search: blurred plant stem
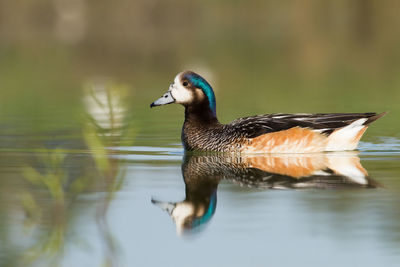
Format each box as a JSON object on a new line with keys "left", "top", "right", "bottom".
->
{"left": 16, "top": 80, "right": 135, "bottom": 266}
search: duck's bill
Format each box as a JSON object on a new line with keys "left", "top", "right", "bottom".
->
{"left": 151, "top": 198, "right": 176, "bottom": 215}
{"left": 150, "top": 91, "right": 175, "bottom": 108}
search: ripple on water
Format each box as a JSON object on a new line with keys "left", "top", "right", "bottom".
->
{"left": 109, "top": 145, "right": 184, "bottom": 161}
{"left": 359, "top": 137, "right": 400, "bottom": 156}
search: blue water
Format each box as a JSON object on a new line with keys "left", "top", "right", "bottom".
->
{"left": 1, "top": 138, "right": 400, "bottom": 267}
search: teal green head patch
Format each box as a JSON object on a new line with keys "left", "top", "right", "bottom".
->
{"left": 184, "top": 72, "right": 216, "bottom": 115}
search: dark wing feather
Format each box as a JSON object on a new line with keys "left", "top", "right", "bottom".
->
{"left": 228, "top": 112, "right": 384, "bottom": 138}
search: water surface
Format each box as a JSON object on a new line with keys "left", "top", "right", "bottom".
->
{"left": 0, "top": 105, "right": 399, "bottom": 267}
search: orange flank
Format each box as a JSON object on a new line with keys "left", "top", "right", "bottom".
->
{"left": 243, "top": 127, "right": 329, "bottom": 153}
{"left": 241, "top": 124, "right": 370, "bottom": 153}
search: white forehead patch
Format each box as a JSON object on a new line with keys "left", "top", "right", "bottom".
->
{"left": 169, "top": 72, "right": 193, "bottom": 104}
{"left": 174, "top": 72, "right": 183, "bottom": 84}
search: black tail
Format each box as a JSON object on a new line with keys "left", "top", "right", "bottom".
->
{"left": 364, "top": 112, "right": 387, "bottom": 126}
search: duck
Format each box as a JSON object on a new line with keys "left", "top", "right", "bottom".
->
{"left": 150, "top": 71, "right": 386, "bottom": 153}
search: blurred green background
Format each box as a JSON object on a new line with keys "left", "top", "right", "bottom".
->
{"left": 0, "top": 0, "right": 399, "bottom": 145}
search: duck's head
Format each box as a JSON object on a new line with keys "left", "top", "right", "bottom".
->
{"left": 151, "top": 191, "right": 217, "bottom": 236}
{"left": 150, "top": 71, "right": 216, "bottom": 116}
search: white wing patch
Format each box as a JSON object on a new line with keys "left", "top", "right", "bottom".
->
{"left": 325, "top": 118, "right": 367, "bottom": 151}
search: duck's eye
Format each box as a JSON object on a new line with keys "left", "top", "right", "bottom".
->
{"left": 182, "top": 81, "right": 189, "bottom": 87}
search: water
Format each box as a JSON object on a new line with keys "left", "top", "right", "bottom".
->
{"left": 1, "top": 115, "right": 400, "bottom": 267}
{"left": 113, "top": 144, "right": 400, "bottom": 267}
{"left": 0, "top": 72, "right": 398, "bottom": 267}
{"left": 0, "top": 85, "right": 399, "bottom": 267}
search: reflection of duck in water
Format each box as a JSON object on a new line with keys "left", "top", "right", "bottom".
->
{"left": 152, "top": 178, "right": 218, "bottom": 236}
{"left": 152, "top": 153, "right": 378, "bottom": 235}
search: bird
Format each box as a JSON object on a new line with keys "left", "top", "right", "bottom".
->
{"left": 150, "top": 71, "right": 386, "bottom": 153}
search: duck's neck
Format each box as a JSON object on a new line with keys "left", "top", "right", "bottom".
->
{"left": 182, "top": 103, "right": 221, "bottom": 151}
{"left": 184, "top": 103, "right": 219, "bottom": 125}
